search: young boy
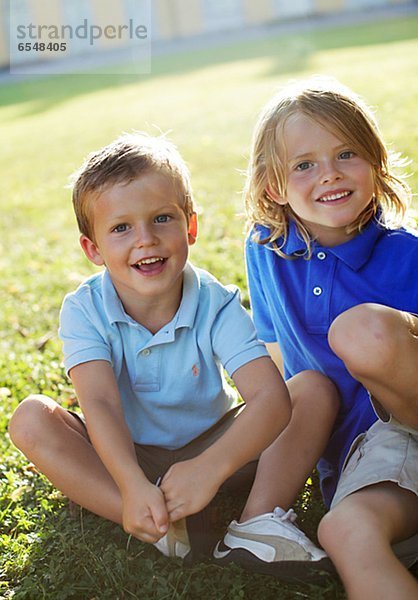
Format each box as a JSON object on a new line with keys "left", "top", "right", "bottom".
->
{"left": 9, "top": 132, "right": 338, "bottom": 569}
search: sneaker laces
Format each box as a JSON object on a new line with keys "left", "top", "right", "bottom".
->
{"left": 272, "top": 507, "right": 298, "bottom": 523}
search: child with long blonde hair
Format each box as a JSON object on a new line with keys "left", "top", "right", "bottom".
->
{"left": 217, "top": 77, "right": 418, "bottom": 598}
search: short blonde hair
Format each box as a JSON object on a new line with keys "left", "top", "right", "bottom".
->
{"left": 71, "top": 132, "right": 195, "bottom": 241}
{"left": 245, "top": 77, "right": 411, "bottom": 258}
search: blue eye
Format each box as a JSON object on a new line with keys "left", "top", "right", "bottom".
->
{"left": 155, "top": 215, "right": 170, "bottom": 223}
{"left": 296, "top": 161, "right": 312, "bottom": 171}
{"left": 113, "top": 224, "right": 128, "bottom": 233}
{"left": 339, "top": 151, "right": 355, "bottom": 159}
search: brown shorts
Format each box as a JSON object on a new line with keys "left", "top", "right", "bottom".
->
{"left": 70, "top": 404, "right": 258, "bottom": 493}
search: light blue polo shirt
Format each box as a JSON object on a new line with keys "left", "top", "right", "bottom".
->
{"left": 59, "top": 263, "right": 268, "bottom": 449}
{"left": 246, "top": 216, "right": 418, "bottom": 506}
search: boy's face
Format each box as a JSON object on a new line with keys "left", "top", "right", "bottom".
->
{"left": 80, "top": 172, "right": 196, "bottom": 321}
{"left": 275, "top": 112, "right": 375, "bottom": 247}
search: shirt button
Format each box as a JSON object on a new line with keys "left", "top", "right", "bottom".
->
{"left": 317, "top": 251, "right": 326, "bottom": 260}
{"left": 313, "top": 286, "right": 322, "bottom": 296}
{"left": 141, "top": 348, "right": 151, "bottom": 357}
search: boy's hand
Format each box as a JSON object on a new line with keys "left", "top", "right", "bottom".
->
{"left": 160, "top": 457, "right": 221, "bottom": 522}
{"left": 121, "top": 480, "right": 169, "bottom": 543}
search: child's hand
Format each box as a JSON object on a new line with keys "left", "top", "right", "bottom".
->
{"left": 121, "top": 480, "right": 169, "bottom": 543}
{"left": 160, "top": 457, "right": 221, "bottom": 522}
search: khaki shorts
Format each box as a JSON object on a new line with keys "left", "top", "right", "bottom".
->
{"left": 331, "top": 416, "right": 418, "bottom": 566}
{"left": 331, "top": 417, "right": 418, "bottom": 509}
{"left": 70, "top": 404, "right": 258, "bottom": 492}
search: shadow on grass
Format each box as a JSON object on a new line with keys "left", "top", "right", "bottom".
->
{"left": 4, "top": 473, "right": 346, "bottom": 599}
{"left": 1, "top": 14, "right": 417, "bottom": 119}
{"left": 4, "top": 464, "right": 416, "bottom": 598}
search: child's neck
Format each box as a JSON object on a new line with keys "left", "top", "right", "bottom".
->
{"left": 308, "top": 223, "right": 360, "bottom": 248}
{"left": 113, "top": 277, "right": 184, "bottom": 335}
{"left": 133, "top": 301, "right": 180, "bottom": 335}
{"left": 125, "top": 290, "right": 182, "bottom": 334}
{"left": 121, "top": 299, "right": 179, "bottom": 334}
{"left": 315, "top": 230, "right": 358, "bottom": 248}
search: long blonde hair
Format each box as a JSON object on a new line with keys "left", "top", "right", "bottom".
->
{"left": 245, "top": 77, "right": 411, "bottom": 258}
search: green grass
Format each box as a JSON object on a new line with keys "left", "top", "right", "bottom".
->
{"left": 1, "top": 13, "right": 418, "bottom": 599}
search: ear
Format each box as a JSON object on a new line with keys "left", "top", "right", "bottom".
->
{"left": 188, "top": 212, "right": 198, "bottom": 245}
{"left": 79, "top": 234, "right": 105, "bottom": 266}
{"left": 265, "top": 184, "right": 287, "bottom": 206}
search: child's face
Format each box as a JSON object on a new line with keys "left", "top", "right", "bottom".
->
{"left": 80, "top": 172, "right": 195, "bottom": 320}
{"left": 276, "top": 112, "right": 375, "bottom": 246}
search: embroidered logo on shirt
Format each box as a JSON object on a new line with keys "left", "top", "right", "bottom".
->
{"left": 192, "top": 363, "right": 199, "bottom": 377}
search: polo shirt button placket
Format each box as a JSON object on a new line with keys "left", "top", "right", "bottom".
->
{"left": 141, "top": 348, "right": 151, "bottom": 357}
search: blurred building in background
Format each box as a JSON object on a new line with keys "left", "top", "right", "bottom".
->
{"left": 0, "top": 0, "right": 415, "bottom": 71}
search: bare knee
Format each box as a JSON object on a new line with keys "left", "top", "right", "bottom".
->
{"left": 328, "top": 304, "right": 400, "bottom": 378}
{"left": 9, "top": 394, "right": 60, "bottom": 453}
{"left": 290, "top": 370, "right": 340, "bottom": 419}
{"left": 318, "top": 486, "right": 404, "bottom": 557}
{"left": 318, "top": 509, "right": 347, "bottom": 555}
{"left": 317, "top": 506, "right": 369, "bottom": 560}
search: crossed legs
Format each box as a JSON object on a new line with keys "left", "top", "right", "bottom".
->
{"left": 9, "top": 370, "right": 339, "bottom": 537}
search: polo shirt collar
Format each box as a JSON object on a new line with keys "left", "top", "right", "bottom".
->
{"left": 280, "top": 220, "right": 308, "bottom": 256}
{"left": 282, "top": 217, "right": 384, "bottom": 271}
{"left": 101, "top": 263, "right": 200, "bottom": 328}
{"left": 175, "top": 262, "right": 200, "bottom": 329}
{"left": 102, "top": 270, "right": 129, "bottom": 325}
{"left": 327, "top": 218, "right": 384, "bottom": 271}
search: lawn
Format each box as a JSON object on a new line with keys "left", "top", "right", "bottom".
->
{"left": 1, "top": 12, "right": 418, "bottom": 599}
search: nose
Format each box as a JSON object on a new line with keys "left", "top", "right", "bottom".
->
{"left": 134, "top": 223, "right": 158, "bottom": 247}
{"left": 320, "top": 160, "right": 342, "bottom": 184}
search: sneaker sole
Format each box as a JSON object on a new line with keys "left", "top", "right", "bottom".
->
{"left": 215, "top": 547, "right": 337, "bottom": 584}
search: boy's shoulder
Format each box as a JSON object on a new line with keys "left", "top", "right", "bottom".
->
{"left": 188, "top": 264, "right": 241, "bottom": 313}
{"left": 60, "top": 271, "right": 111, "bottom": 325}
{"left": 59, "top": 271, "right": 111, "bottom": 344}
{"left": 194, "top": 264, "right": 238, "bottom": 294}
{"left": 64, "top": 271, "right": 105, "bottom": 303}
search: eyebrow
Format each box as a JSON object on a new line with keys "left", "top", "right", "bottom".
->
{"left": 288, "top": 153, "right": 313, "bottom": 162}
{"left": 107, "top": 213, "right": 132, "bottom": 223}
{"left": 107, "top": 203, "right": 183, "bottom": 222}
{"left": 288, "top": 143, "right": 350, "bottom": 162}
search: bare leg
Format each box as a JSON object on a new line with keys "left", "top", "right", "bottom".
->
{"left": 319, "top": 305, "right": 418, "bottom": 596}
{"left": 328, "top": 304, "right": 418, "bottom": 428}
{"left": 9, "top": 395, "right": 123, "bottom": 524}
{"left": 240, "top": 370, "right": 339, "bottom": 521}
{"left": 319, "top": 483, "right": 418, "bottom": 600}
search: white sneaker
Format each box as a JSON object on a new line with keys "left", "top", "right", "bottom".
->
{"left": 213, "top": 508, "right": 334, "bottom": 582}
{"left": 153, "top": 518, "right": 190, "bottom": 559}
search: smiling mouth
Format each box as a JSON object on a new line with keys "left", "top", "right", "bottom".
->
{"left": 132, "top": 257, "right": 166, "bottom": 272}
{"left": 317, "top": 191, "right": 352, "bottom": 203}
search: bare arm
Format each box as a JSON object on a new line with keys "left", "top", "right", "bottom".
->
{"left": 266, "top": 342, "right": 284, "bottom": 376}
{"left": 161, "top": 356, "right": 291, "bottom": 520}
{"left": 70, "top": 360, "right": 168, "bottom": 541}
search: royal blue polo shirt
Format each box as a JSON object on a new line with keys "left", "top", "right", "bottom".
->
{"left": 246, "top": 216, "right": 418, "bottom": 506}
{"left": 59, "top": 263, "right": 268, "bottom": 450}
